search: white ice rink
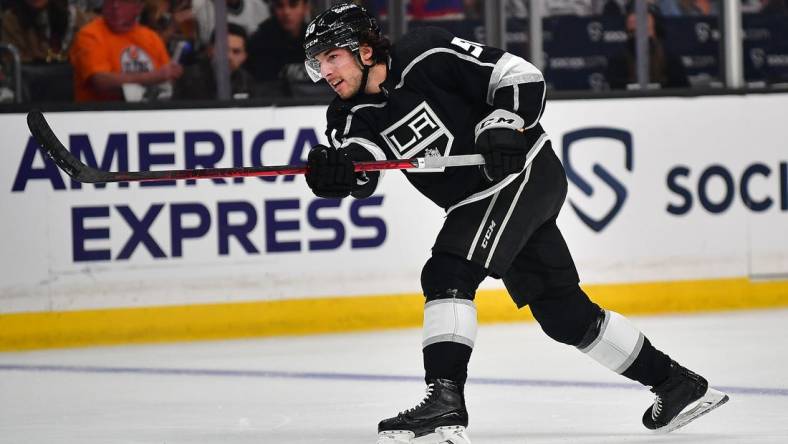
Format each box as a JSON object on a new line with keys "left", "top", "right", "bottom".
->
{"left": 2, "top": 309, "right": 787, "bottom": 443}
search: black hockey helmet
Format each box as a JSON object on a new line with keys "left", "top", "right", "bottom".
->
{"left": 303, "top": 2, "right": 380, "bottom": 82}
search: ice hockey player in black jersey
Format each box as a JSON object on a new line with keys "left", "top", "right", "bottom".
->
{"left": 302, "top": 3, "right": 729, "bottom": 443}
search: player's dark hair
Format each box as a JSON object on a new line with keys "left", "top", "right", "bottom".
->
{"left": 358, "top": 29, "right": 391, "bottom": 64}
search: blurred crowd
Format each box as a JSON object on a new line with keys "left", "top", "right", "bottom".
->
{"left": 0, "top": 0, "right": 785, "bottom": 103}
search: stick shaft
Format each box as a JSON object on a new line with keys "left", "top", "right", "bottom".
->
{"left": 26, "top": 110, "right": 484, "bottom": 184}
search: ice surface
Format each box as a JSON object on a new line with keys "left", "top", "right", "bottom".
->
{"left": 2, "top": 309, "right": 787, "bottom": 443}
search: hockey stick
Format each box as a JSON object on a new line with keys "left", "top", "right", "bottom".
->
{"left": 26, "top": 110, "right": 485, "bottom": 184}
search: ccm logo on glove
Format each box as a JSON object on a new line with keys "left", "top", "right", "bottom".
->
{"left": 475, "top": 110, "right": 528, "bottom": 182}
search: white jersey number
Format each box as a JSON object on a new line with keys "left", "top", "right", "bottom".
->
{"left": 451, "top": 37, "right": 483, "bottom": 58}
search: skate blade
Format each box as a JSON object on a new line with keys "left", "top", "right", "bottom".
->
{"left": 655, "top": 387, "right": 730, "bottom": 434}
{"left": 377, "top": 426, "right": 471, "bottom": 444}
{"left": 376, "top": 430, "right": 414, "bottom": 444}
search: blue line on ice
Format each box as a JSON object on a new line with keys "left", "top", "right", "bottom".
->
{"left": 1, "top": 363, "right": 786, "bottom": 397}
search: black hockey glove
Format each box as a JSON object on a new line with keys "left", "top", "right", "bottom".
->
{"left": 476, "top": 128, "right": 528, "bottom": 182}
{"left": 305, "top": 145, "right": 356, "bottom": 198}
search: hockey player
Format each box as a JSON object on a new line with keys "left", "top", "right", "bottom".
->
{"left": 302, "top": 3, "right": 729, "bottom": 443}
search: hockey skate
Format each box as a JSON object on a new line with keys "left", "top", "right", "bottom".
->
{"left": 377, "top": 379, "right": 471, "bottom": 444}
{"left": 642, "top": 361, "right": 729, "bottom": 433}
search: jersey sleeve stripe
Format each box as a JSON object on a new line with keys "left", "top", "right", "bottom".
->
{"left": 487, "top": 53, "right": 512, "bottom": 105}
{"left": 395, "top": 48, "right": 496, "bottom": 90}
{"left": 342, "top": 136, "right": 388, "bottom": 161}
{"left": 487, "top": 53, "right": 543, "bottom": 105}
{"left": 343, "top": 102, "right": 388, "bottom": 137}
{"left": 445, "top": 133, "right": 549, "bottom": 215}
{"left": 329, "top": 128, "right": 342, "bottom": 148}
{"left": 484, "top": 163, "right": 533, "bottom": 268}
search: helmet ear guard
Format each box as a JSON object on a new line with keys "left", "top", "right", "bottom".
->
{"left": 303, "top": 2, "right": 379, "bottom": 83}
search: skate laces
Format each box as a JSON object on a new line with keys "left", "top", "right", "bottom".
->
{"left": 402, "top": 383, "right": 435, "bottom": 415}
{"left": 651, "top": 395, "right": 663, "bottom": 421}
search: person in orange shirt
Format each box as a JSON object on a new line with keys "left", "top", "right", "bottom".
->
{"left": 69, "top": 0, "right": 183, "bottom": 102}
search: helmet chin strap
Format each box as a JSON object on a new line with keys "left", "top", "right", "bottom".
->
{"left": 353, "top": 53, "right": 372, "bottom": 98}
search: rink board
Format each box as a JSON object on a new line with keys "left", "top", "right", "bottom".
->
{"left": 2, "top": 277, "right": 788, "bottom": 350}
{"left": 1, "top": 94, "right": 788, "bottom": 349}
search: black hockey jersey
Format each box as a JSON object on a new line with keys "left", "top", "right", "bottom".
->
{"left": 325, "top": 26, "right": 548, "bottom": 210}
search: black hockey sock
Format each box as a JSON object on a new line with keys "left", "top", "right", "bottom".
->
{"left": 423, "top": 342, "right": 473, "bottom": 387}
{"left": 622, "top": 337, "right": 672, "bottom": 387}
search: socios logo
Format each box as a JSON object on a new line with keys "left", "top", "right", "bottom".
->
{"left": 587, "top": 22, "right": 603, "bottom": 42}
{"left": 588, "top": 72, "right": 607, "bottom": 91}
{"left": 562, "top": 128, "right": 633, "bottom": 233}
{"left": 750, "top": 48, "right": 766, "bottom": 69}
{"left": 695, "top": 23, "right": 711, "bottom": 43}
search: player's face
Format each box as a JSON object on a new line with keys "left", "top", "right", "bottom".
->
{"left": 315, "top": 48, "right": 362, "bottom": 99}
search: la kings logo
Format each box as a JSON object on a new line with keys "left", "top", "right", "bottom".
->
{"left": 381, "top": 102, "right": 454, "bottom": 172}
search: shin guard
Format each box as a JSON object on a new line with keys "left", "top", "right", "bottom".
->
{"left": 578, "top": 310, "right": 645, "bottom": 374}
{"left": 422, "top": 294, "right": 477, "bottom": 384}
{"left": 423, "top": 296, "right": 478, "bottom": 349}
{"left": 420, "top": 253, "right": 486, "bottom": 385}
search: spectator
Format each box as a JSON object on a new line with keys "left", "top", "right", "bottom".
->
{"left": 408, "top": 0, "right": 465, "bottom": 20}
{"left": 0, "top": 62, "right": 14, "bottom": 102}
{"left": 507, "top": 0, "right": 528, "bottom": 17}
{"left": 1, "top": 0, "right": 93, "bottom": 63}
{"left": 600, "top": 0, "right": 627, "bottom": 15}
{"left": 542, "top": 0, "right": 593, "bottom": 15}
{"left": 759, "top": 0, "right": 787, "bottom": 13}
{"left": 462, "top": 0, "right": 528, "bottom": 19}
{"left": 607, "top": 6, "right": 688, "bottom": 89}
{"left": 69, "top": 0, "right": 183, "bottom": 101}
{"left": 371, "top": 0, "right": 465, "bottom": 20}
{"left": 246, "top": 0, "right": 308, "bottom": 84}
{"left": 740, "top": 0, "right": 763, "bottom": 13}
{"left": 656, "top": 0, "right": 719, "bottom": 15}
{"left": 191, "top": 0, "right": 268, "bottom": 50}
{"left": 462, "top": 0, "right": 627, "bottom": 18}
{"left": 174, "top": 22, "right": 256, "bottom": 99}
{"left": 69, "top": 0, "right": 103, "bottom": 13}
{"left": 139, "top": 0, "right": 197, "bottom": 55}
